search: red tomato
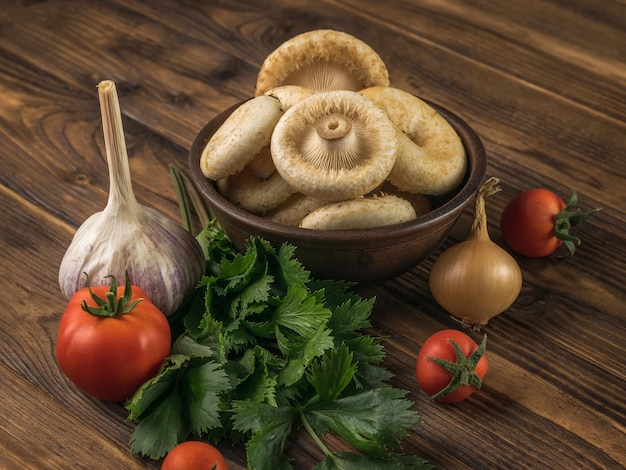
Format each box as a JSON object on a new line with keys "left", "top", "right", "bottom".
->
{"left": 415, "top": 329, "right": 488, "bottom": 403}
{"left": 162, "top": 441, "right": 228, "bottom": 470}
{"left": 500, "top": 188, "right": 599, "bottom": 258}
{"left": 499, "top": 188, "right": 566, "bottom": 257}
{"left": 56, "top": 276, "right": 171, "bottom": 401}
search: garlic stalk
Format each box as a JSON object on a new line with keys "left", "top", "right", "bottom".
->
{"left": 429, "top": 177, "right": 522, "bottom": 328}
{"left": 59, "top": 80, "right": 205, "bottom": 316}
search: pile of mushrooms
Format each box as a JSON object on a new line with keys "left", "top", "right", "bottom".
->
{"left": 200, "top": 29, "right": 467, "bottom": 230}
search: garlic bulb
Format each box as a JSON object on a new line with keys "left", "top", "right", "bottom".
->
{"left": 429, "top": 177, "right": 522, "bottom": 328}
{"left": 59, "top": 80, "right": 204, "bottom": 315}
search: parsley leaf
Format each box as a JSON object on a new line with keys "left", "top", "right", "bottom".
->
{"left": 304, "top": 387, "right": 421, "bottom": 456}
{"left": 182, "top": 360, "right": 231, "bottom": 435}
{"left": 272, "top": 284, "right": 332, "bottom": 339}
{"left": 127, "top": 354, "right": 189, "bottom": 421}
{"left": 313, "top": 452, "right": 432, "bottom": 470}
{"left": 231, "top": 400, "right": 297, "bottom": 469}
{"left": 126, "top": 354, "right": 231, "bottom": 458}
{"left": 277, "top": 323, "right": 335, "bottom": 387}
{"left": 306, "top": 343, "right": 356, "bottom": 406}
{"left": 129, "top": 391, "right": 186, "bottom": 459}
{"left": 327, "top": 296, "right": 375, "bottom": 337}
{"left": 126, "top": 228, "right": 428, "bottom": 467}
{"left": 228, "top": 346, "right": 279, "bottom": 406}
{"left": 273, "top": 242, "right": 311, "bottom": 287}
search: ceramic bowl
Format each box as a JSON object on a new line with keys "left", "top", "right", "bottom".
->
{"left": 189, "top": 98, "right": 486, "bottom": 283}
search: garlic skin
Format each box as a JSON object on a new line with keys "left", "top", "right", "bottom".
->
{"left": 59, "top": 204, "right": 205, "bottom": 316}
{"left": 429, "top": 177, "right": 522, "bottom": 327}
{"left": 59, "top": 80, "right": 204, "bottom": 315}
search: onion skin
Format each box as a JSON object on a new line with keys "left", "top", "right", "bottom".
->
{"left": 429, "top": 238, "right": 522, "bottom": 326}
{"left": 429, "top": 177, "right": 522, "bottom": 327}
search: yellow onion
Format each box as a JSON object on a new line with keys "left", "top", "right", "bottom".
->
{"left": 429, "top": 177, "right": 522, "bottom": 328}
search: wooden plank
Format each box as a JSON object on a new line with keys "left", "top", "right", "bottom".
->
{"left": 0, "top": 0, "right": 624, "bottom": 468}
{"left": 0, "top": 362, "right": 157, "bottom": 469}
{"left": 0, "top": 0, "right": 256, "bottom": 148}
{"left": 330, "top": 0, "right": 626, "bottom": 211}
{"left": 359, "top": 285, "right": 626, "bottom": 468}
{"left": 335, "top": 0, "right": 626, "bottom": 115}
{"left": 0, "top": 51, "right": 189, "bottom": 229}
{"left": 2, "top": 0, "right": 623, "bottom": 217}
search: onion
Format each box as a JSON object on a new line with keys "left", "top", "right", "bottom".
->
{"left": 429, "top": 177, "right": 522, "bottom": 328}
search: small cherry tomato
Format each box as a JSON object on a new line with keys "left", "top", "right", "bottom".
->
{"left": 415, "top": 329, "right": 488, "bottom": 403}
{"left": 162, "top": 441, "right": 228, "bottom": 470}
{"left": 56, "top": 274, "right": 171, "bottom": 402}
{"left": 500, "top": 188, "right": 599, "bottom": 258}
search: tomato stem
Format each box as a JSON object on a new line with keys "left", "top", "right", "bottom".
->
{"left": 425, "top": 334, "right": 487, "bottom": 401}
{"left": 554, "top": 190, "right": 600, "bottom": 257}
{"left": 81, "top": 272, "right": 142, "bottom": 318}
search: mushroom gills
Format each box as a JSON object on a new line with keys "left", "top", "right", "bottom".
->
{"left": 282, "top": 61, "right": 365, "bottom": 92}
{"left": 271, "top": 90, "right": 398, "bottom": 202}
{"left": 255, "top": 29, "right": 390, "bottom": 95}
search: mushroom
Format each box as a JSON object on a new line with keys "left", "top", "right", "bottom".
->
{"left": 217, "top": 166, "right": 296, "bottom": 214}
{"left": 263, "top": 85, "right": 314, "bottom": 111}
{"left": 247, "top": 145, "right": 276, "bottom": 180}
{"left": 255, "top": 29, "right": 390, "bottom": 96}
{"left": 270, "top": 90, "right": 398, "bottom": 202}
{"left": 299, "top": 194, "right": 417, "bottom": 230}
{"left": 371, "top": 182, "right": 433, "bottom": 215}
{"left": 359, "top": 86, "right": 467, "bottom": 196}
{"left": 265, "top": 192, "right": 327, "bottom": 226}
{"left": 200, "top": 95, "right": 283, "bottom": 180}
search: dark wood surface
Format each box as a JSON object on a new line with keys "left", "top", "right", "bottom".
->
{"left": 1, "top": 1, "right": 624, "bottom": 469}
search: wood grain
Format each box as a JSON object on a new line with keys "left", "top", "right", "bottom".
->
{"left": 1, "top": 0, "right": 624, "bottom": 469}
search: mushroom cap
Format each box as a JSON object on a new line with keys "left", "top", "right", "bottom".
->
{"left": 255, "top": 29, "right": 390, "bottom": 96}
{"left": 265, "top": 192, "right": 326, "bottom": 226}
{"left": 200, "top": 95, "right": 283, "bottom": 180}
{"left": 217, "top": 166, "right": 296, "bottom": 214}
{"left": 247, "top": 145, "right": 276, "bottom": 180}
{"left": 270, "top": 90, "right": 398, "bottom": 202}
{"left": 299, "top": 194, "right": 417, "bottom": 230}
{"left": 371, "top": 182, "right": 433, "bottom": 216}
{"left": 263, "top": 85, "right": 315, "bottom": 111}
{"left": 360, "top": 86, "right": 467, "bottom": 195}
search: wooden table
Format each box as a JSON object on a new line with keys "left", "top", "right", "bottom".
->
{"left": 1, "top": 1, "right": 624, "bottom": 469}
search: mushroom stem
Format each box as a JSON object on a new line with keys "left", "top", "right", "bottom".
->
{"left": 316, "top": 114, "right": 352, "bottom": 140}
{"left": 303, "top": 120, "right": 359, "bottom": 171}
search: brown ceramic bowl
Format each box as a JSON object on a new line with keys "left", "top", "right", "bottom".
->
{"left": 189, "top": 98, "right": 486, "bottom": 283}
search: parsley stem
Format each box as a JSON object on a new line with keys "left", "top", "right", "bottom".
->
{"left": 169, "top": 163, "right": 213, "bottom": 233}
{"left": 299, "top": 409, "right": 332, "bottom": 458}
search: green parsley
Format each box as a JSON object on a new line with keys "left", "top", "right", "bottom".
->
{"left": 126, "top": 222, "right": 431, "bottom": 469}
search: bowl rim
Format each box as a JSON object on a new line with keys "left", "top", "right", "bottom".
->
{"left": 189, "top": 97, "right": 486, "bottom": 243}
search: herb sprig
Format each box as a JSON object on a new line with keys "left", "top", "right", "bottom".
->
{"left": 126, "top": 222, "right": 431, "bottom": 469}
